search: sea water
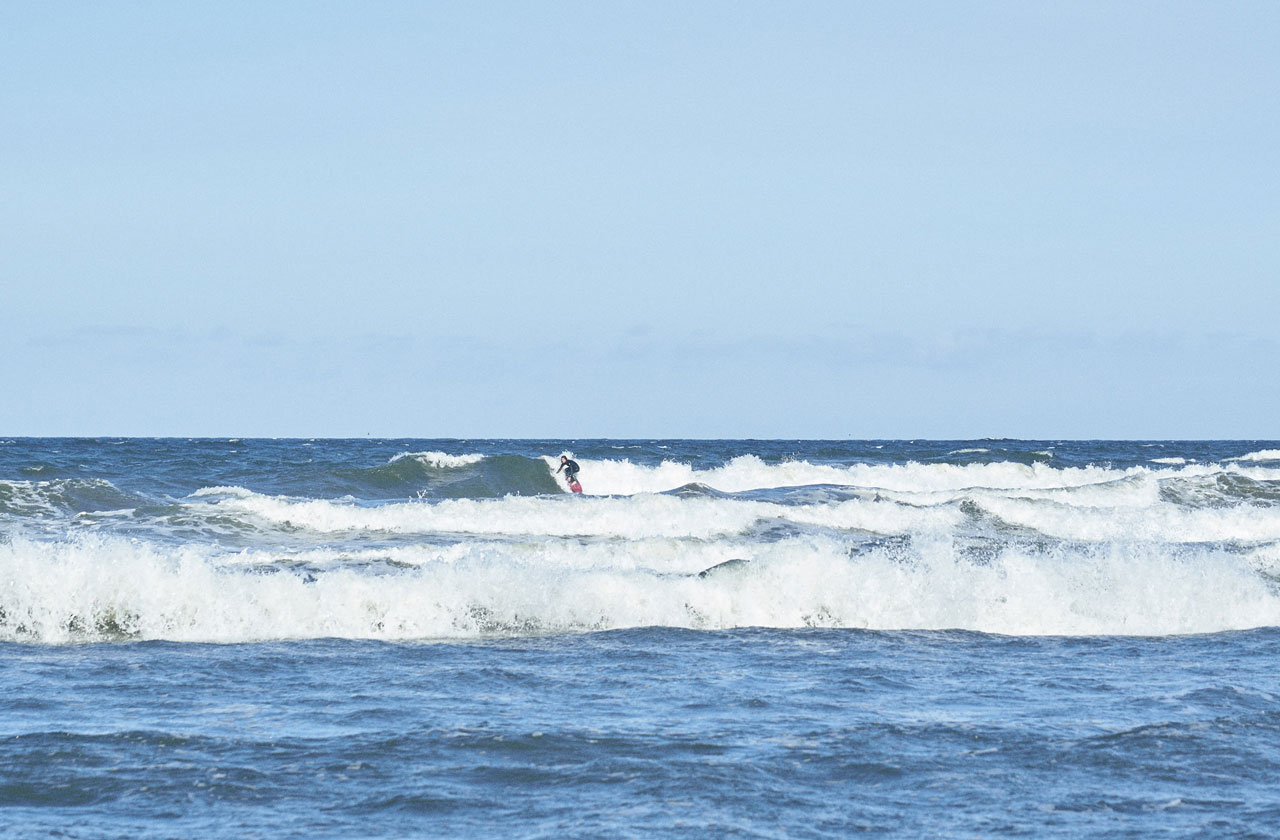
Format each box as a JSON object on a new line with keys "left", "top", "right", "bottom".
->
{"left": 3, "top": 439, "right": 1280, "bottom": 837}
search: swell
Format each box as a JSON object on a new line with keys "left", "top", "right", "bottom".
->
{"left": 335, "top": 453, "right": 561, "bottom": 499}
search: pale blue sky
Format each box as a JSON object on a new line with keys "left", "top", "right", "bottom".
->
{"left": 2, "top": 2, "right": 1277, "bottom": 437}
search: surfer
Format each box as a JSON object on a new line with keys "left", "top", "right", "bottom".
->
{"left": 556, "top": 456, "right": 581, "bottom": 490}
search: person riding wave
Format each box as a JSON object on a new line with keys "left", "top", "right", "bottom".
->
{"left": 556, "top": 455, "right": 580, "bottom": 488}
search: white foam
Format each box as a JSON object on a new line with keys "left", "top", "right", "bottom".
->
{"left": 539, "top": 457, "right": 1280, "bottom": 525}
{"left": 0, "top": 478, "right": 128, "bottom": 516}
{"left": 389, "top": 451, "right": 486, "bottom": 469}
{"left": 4, "top": 534, "right": 1279, "bottom": 643}
{"left": 187, "top": 488, "right": 955, "bottom": 540}
{"left": 0, "top": 480, "right": 61, "bottom": 516}
{"left": 546, "top": 454, "right": 1215, "bottom": 497}
{"left": 216, "top": 537, "right": 758, "bottom": 577}
{"left": 880, "top": 473, "right": 1165, "bottom": 511}
{"left": 1229, "top": 449, "right": 1280, "bottom": 463}
{"left": 190, "top": 485, "right": 256, "bottom": 498}
{"left": 176, "top": 464, "right": 1280, "bottom": 546}
{"left": 11, "top": 451, "right": 1280, "bottom": 644}
{"left": 977, "top": 495, "right": 1280, "bottom": 543}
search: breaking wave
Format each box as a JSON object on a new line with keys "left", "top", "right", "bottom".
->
{"left": 174, "top": 478, "right": 1280, "bottom": 546}
{"left": 6, "top": 441, "right": 1280, "bottom": 644}
{"left": 3, "top": 533, "right": 1279, "bottom": 643}
{"left": 185, "top": 486, "right": 961, "bottom": 540}
{"left": 0, "top": 478, "right": 143, "bottom": 517}
{"left": 547, "top": 454, "right": 1280, "bottom": 498}
{"left": 1229, "top": 449, "right": 1280, "bottom": 464}
{"left": 390, "top": 451, "right": 486, "bottom": 469}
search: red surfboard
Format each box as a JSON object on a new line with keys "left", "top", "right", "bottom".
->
{"left": 569, "top": 479, "right": 582, "bottom": 493}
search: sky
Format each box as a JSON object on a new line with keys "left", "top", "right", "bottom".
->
{"left": 2, "top": 1, "right": 1277, "bottom": 438}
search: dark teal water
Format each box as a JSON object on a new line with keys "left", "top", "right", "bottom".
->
{"left": 3, "top": 439, "right": 1280, "bottom": 836}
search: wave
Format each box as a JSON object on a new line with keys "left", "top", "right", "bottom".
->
{"left": 10, "top": 446, "right": 1280, "bottom": 646}
{"left": 13, "top": 460, "right": 1280, "bottom": 549}
{"left": 539, "top": 454, "right": 1280, "bottom": 498}
{"left": 1159, "top": 474, "right": 1280, "bottom": 509}
{"left": 175, "top": 468, "right": 1280, "bottom": 545}
{"left": 1229, "top": 449, "right": 1280, "bottom": 464}
{"left": 4, "top": 534, "right": 1279, "bottom": 643}
{"left": 965, "top": 494, "right": 1280, "bottom": 544}
{"left": 119, "top": 449, "right": 1275, "bottom": 505}
{"left": 389, "top": 451, "right": 486, "bottom": 469}
{"left": 341, "top": 453, "right": 559, "bottom": 499}
{"left": 186, "top": 487, "right": 957, "bottom": 540}
{"left": 0, "top": 478, "right": 142, "bottom": 517}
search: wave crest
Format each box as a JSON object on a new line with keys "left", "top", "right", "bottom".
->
{"left": 4, "top": 535, "right": 1279, "bottom": 643}
{"left": 550, "top": 454, "right": 1279, "bottom": 497}
{"left": 389, "top": 451, "right": 486, "bottom": 469}
{"left": 1229, "top": 449, "right": 1280, "bottom": 464}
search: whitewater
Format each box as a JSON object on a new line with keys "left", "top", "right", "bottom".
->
{"left": 4, "top": 439, "right": 1280, "bottom": 643}
{"left": 6, "top": 439, "right": 1280, "bottom": 838}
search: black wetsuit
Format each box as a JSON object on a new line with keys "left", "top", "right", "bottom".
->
{"left": 558, "top": 459, "right": 580, "bottom": 483}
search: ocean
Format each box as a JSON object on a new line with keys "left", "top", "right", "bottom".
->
{"left": 3, "top": 438, "right": 1280, "bottom": 837}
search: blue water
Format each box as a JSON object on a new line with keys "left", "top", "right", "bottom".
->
{"left": 4, "top": 439, "right": 1280, "bottom": 836}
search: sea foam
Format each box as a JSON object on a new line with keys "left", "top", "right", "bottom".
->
{"left": 187, "top": 488, "right": 959, "bottom": 540}
{"left": 7, "top": 445, "right": 1280, "bottom": 644}
{"left": 543, "top": 454, "right": 1280, "bottom": 497}
{"left": 3, "top": 534, "right": 1278, "bottom": 643}
{"left": 390, "top": 451, "right": 486, "bottom": 469}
